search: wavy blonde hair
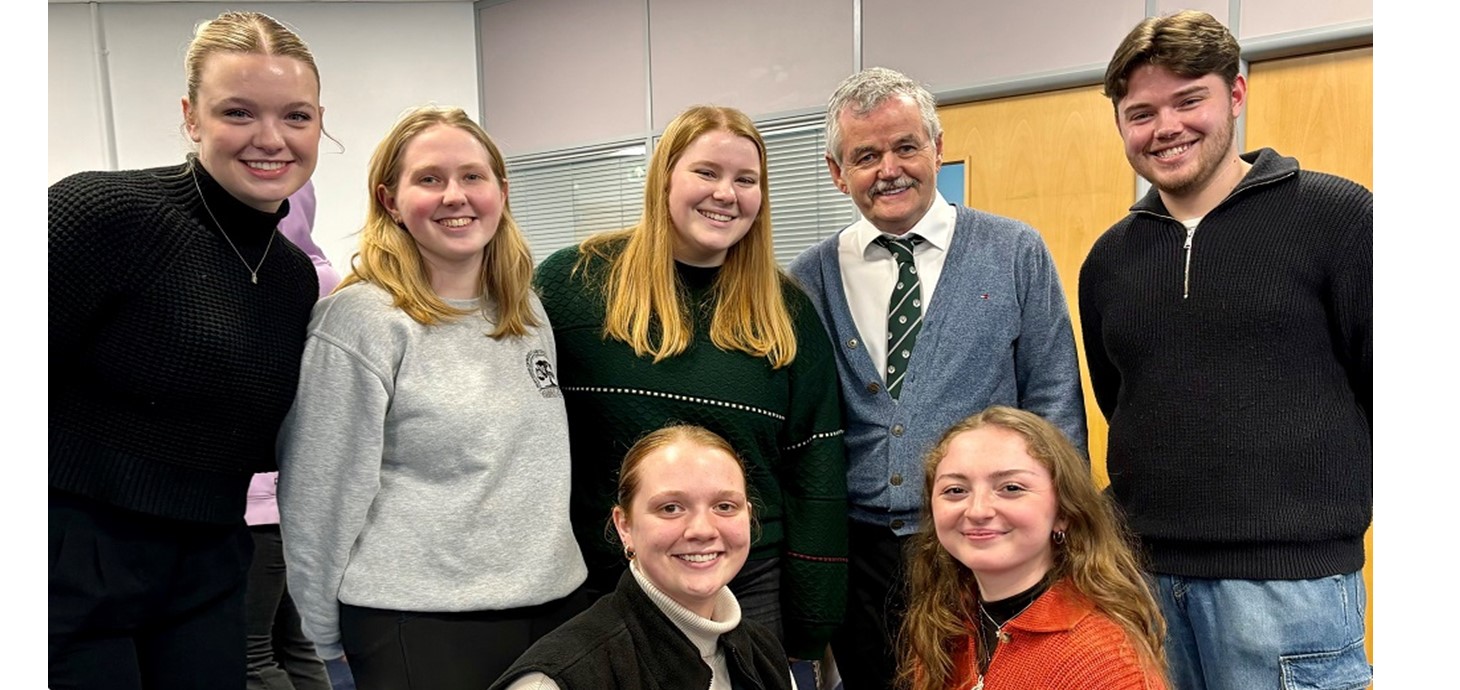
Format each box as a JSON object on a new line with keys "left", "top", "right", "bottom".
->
{"left": 340, "top": 105, "right": 538, "bottom": 337}
{"left": 578, "top": 105, "right": 797, "bottom": 367}
{"left": 898, "top": 406, "right": 1168, "bottom": 690}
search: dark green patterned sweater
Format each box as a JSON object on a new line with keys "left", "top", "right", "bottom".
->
{"left": 534, "top": 242, "right": 848, "bottom": 658}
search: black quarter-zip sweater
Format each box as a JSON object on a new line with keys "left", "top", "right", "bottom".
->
{"left": 1078, "top": 148, "right": 1371, "bottom": 579}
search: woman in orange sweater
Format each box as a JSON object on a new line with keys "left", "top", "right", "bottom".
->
{"left": 899, "top": 406, "right": 1167, "bottom": 690}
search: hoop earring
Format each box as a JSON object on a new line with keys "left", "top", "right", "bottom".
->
{"left": 624, "top": 547, "right": 636, "bottom": 561}
{"left": 1052, "top": 530, "right": 1067, "bottom": 545}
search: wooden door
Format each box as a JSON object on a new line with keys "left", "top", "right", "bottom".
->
{"left": 938, "top": 85, "right": 1131, "bottom": 486}
{"left": 1247, "top": 46, "right": 1375, "bottom": 667}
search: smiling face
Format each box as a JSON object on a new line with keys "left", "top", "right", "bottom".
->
{"left": 613, "top": 439, "right": 752, "bottom": 617}
{"left": 1117, "top": 64, "right": 1246, "bottom": 215}
{"left": 828, "top": 95, "right": 942, "bottom": 236}
{"left": 378, "top": 124, "right": 505, "bottom": 288}
{"left": 932, "top": 425, "right": 1066, "bottom": 600}
{"left": 666, "top": 129, "right": 763, "bottom": 267}
{"left": 182, "top": 52, "right": 322, "bottom": 212}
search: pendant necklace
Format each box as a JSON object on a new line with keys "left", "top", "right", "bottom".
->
{"left": 190, "top": 166, "right": 276, "bottom": 284}
{"left": 971, "top": 596, "right": 1040, "bottom": 690}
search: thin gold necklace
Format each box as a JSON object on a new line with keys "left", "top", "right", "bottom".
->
{"left": 190, "top": 166, "right": 276, "bottom": 284}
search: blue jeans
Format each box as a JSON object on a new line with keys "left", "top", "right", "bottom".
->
{"left": 1157, "top": 572, "right": 1371, "bottom": 690}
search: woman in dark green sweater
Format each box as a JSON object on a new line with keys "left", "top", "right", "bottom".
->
{"left": 533, "top": 105, "right": 847, "bottom": 663}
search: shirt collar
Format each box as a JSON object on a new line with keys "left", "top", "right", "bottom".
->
{"left": 853, "top": 190, "right": 955, "bottom": 258}
{"left": 1001, "top": 578, "right": 1095, "bottom": 634}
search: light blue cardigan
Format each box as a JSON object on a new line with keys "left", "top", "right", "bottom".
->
{"left": 789, "top": 204, "right": 1088, "bottom": 534}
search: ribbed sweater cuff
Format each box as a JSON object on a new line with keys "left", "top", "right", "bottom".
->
{"left": 1145, "top": 536, "right": 1366, "bottom": 580}
{"left": 50, "top": 430, "right": 249, "bottom": 524}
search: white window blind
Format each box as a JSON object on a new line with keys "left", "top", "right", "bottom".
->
{"left": 760, "top": 117, "right": 858, "bottom": 267}
{"left": 505, "top": 143, "right": 647, "bottom": 265}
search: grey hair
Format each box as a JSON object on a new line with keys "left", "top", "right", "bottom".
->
{"left": 824, "top": 66, "right": 942, "bottom": 165}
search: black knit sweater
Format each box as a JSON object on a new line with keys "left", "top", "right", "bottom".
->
{"left": 1078, "top": 148, "right": 1372, "bottom": 580}
{"left": 49, "top": 162, "right": 317, "bottom": 524}
{"left": 533, "top": 242, "right": 848, "bottom": 659}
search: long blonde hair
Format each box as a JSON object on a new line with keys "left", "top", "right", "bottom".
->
{"left": 898, "top": 406, "right": 1168, "bottom": 690}
{"left": 578, "top": 105, "right": 797, "bottom": 367}
{"left": 340, "top": 105, "right": 539, "bottom": 337}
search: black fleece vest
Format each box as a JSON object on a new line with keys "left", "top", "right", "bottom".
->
{"left": 490, "top": 569, "right": 793, "bottom": 690}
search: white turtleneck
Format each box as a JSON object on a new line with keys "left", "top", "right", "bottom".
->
{"left": 630, "top": 560, "right": 741, "bottom": 686}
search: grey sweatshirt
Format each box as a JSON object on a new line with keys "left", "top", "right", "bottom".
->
{"left": 278, "top": 282, "right": 586, "bottom": 658}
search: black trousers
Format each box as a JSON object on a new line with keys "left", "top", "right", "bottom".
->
{"left": 49, "top": 490, "right": 253, "bottom": 690}
{"left": 832, "top": 520, "right": 912, "bottom": 690}
{"left": 246, "top": 525, "right": 330, "bottom": 690}
{"left": 337, "top": 588, "right": 591, "bottom": 690}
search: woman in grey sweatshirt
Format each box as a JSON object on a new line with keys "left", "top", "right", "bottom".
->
{"left": 277, "top": 106, "right": 586, "bottom": 690}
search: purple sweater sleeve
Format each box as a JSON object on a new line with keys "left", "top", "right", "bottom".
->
{"left": 276, "top": 180, "right": 343, "bottom": 298}
{"left": 248, "top": 181, "right": 340, "bottom": 526}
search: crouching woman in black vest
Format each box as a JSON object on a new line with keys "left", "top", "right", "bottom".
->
{"left": 492, "top": 425, "right": 794, "bottom": 690}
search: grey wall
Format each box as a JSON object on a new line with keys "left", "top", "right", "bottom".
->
{"left": 48, "top": 0, "right": 1372, "bottom": 266}
{"left": 478, "top": 0, "right": 1372, "bottom": 157}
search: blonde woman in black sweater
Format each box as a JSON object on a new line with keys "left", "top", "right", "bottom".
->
{"left": 49, "top": 11, "right": 324, "bottom": 689}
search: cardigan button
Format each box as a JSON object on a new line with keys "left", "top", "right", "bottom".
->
{"left": 847, "top": 338, "right": 859, "bottom": 349}
{"left": 890, "top": 473, "right": 903, "bottom": 486}
{"left": 891, "top": 519, "right": 905, "bottom": 530}
{"left": 891, "top": 424, "right": 905, "bottom": 437}
{"left": 867, "top": 381, "right": 881, "bottom": 394}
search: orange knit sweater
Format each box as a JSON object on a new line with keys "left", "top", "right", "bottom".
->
{"left": 947, "top": 579, "right": 1165, "bottom": 690}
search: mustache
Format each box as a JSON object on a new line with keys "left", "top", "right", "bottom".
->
{"left": 871, "top": 176, "right": 918, "bottom": 195}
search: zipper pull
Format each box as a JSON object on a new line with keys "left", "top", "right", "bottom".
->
{"left": 1182, "top": 226, "right": 1196, "bottom": 299}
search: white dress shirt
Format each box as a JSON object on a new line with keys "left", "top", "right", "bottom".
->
{"left": 836, "top": 192, "right": 957, "bottom": 383}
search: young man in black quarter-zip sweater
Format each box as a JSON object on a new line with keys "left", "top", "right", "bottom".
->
{"left": 1079, "top": 11, "right": 1372, "bottom": 690}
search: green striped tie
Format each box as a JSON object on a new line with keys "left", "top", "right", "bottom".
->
{"left": 874, "top": 235, "right": 925, "bottom": 399}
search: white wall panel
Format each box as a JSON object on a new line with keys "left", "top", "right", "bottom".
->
{"left": 53, "top": 1, "right": 479, "bottom": 271}
{"left": 49, "top": 4, "right": 111, "bottom": 185}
